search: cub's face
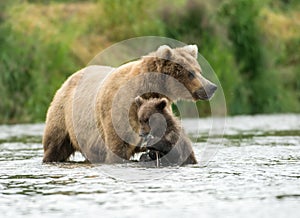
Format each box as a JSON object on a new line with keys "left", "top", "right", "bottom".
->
{"left": 135, "top": 97, "right": 168, "bottom": 138}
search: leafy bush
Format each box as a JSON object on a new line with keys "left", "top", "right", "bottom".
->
{"left": 219, "top": 0, "right": 299, "bottom": 114}
{"left": 0, "top": 2, "right": 81, "bottom": 123}
{"left": 96, "top": 0, "right": 164, "bottom": 41}
{"left": 0, "top": 0, "right": 299, "bottom": 123}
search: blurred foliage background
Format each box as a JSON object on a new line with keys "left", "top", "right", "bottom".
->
{"left": 0, "top": 0, "right": 299, "bottom": 123}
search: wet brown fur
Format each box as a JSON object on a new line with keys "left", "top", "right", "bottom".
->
{"left": 43, "top": 45, "right": 216, "bottom": 163}
{"left": 136, "top": 97, "right": 197, "bottom": 165}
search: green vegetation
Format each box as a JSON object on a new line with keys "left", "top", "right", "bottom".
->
{"left": 0, "top": 0, "right": 299, "bottom": 123}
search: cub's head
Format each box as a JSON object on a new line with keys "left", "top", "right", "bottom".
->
{"left": 143, "top": 45, "right": 217, "bottom": 101}
{"left": 135, "top": 96, "right": 170, "bottom": 138}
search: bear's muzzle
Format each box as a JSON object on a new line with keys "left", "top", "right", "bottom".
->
{"left": 193, "top": 81, "right": 217, "bottom": 100}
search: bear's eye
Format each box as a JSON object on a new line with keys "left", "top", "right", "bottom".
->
{"left": 143, "top": 118, "right": 149, "bottom": 123}
{"left": 188, "top": 71, "right": 195, "bottom": 80}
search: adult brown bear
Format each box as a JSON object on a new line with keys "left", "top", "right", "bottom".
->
{"left": 42, "top": 45, "right": 217, "bottom": 163}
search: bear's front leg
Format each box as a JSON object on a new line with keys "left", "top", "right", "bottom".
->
{"left": 104, "top": 141, "right": 135, "bottom": 164}
{"left": 146, "top": 139, "right": 173, "bottom": 155}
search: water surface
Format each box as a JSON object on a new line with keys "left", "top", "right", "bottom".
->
{"left": 0, "top": 114, "right": 299, "bottom": 217}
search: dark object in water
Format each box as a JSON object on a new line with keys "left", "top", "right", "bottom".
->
{"left": 139, "top": 150, "right": 161, "bottom": 167}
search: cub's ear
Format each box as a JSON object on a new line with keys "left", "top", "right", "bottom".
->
{"left": 156, "top": 98, "right": 168, "bottom": 111}
{"left": 184, "top": 44, "right": 198, "bottom": 59}
{"left": 135, "top": 96, "right": 144, "bottom": 107}
{"left": 156, "top": 45, "right": 173, "bottom": 60}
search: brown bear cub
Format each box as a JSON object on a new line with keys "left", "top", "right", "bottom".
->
{"left": 135, "top": 96, "right": 197, "bottom": 166}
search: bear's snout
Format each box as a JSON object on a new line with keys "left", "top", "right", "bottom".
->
{"left": 193, "top": 82, "right": 217, "bottom": 100}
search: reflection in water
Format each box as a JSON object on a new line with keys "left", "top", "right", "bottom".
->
{"left": 0, "top": 114, "right": 299, "bottom": 217}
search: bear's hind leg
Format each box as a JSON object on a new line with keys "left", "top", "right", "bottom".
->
{"left": 43, "top": 133, "right": 75, "bottom": 162}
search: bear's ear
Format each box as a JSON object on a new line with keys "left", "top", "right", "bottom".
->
{"left": 135, "top": 96, "right": 144, "bottom": 107}
{"left": 184, "top": 45, "right": 198, "bottom": 59}
{"left": 156, "top": 98, "right": 168, "bottom": 111}
{"left": 156, "top": 45, "right": 173, "bottom": 60}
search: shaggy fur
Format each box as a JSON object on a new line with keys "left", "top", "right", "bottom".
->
{"left": 136, "top": 97, "right": 197, "bottom": 166}
{"left": 42, "top": 45, "right": 217, "bottom": 163}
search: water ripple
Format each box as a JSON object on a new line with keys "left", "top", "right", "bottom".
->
{"left": 0, "top": 114, "right": 300, "bottom": 217}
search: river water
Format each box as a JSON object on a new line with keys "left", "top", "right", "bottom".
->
{"left": 0, "top": 114, "right": 299, "bottom": 217}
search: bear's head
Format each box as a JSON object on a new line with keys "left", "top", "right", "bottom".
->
{"left": 135, "top": 96, "right": 186, "bottom": 163}
{"left": 135, "top": 96, "right": 172, "bottom": 139}
{"left": 142, "top": 45, "right": 217, "bottom": 101}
